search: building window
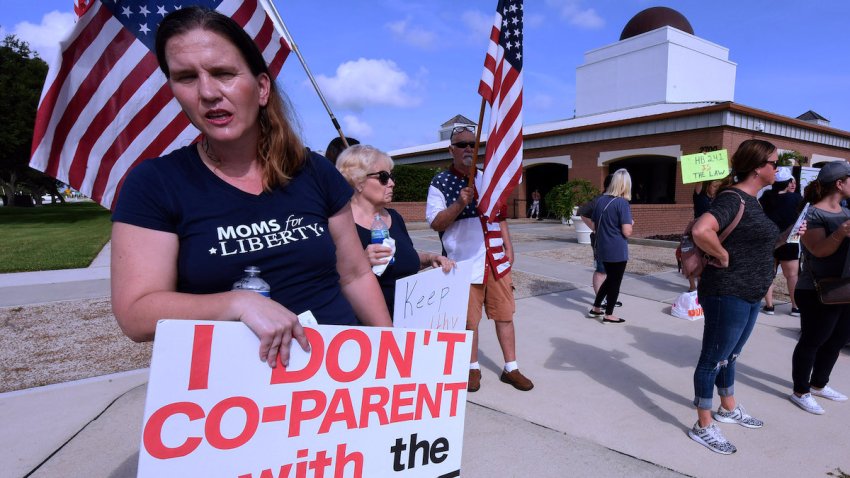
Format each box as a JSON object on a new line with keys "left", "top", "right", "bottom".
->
{"left": 608, "top": 155, "right": 676, "bottom": 204}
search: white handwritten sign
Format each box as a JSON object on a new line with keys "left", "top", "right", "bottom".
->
{"left": 138, "top": 321, "right": 472, "bottom": 477}
{"left": 799, "top": 166, "right": 819, "bottom": 193}
{"left": 393, "top": 260, "right": 472, "bottom": 331}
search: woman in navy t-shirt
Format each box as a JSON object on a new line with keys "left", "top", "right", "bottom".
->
{"left": 336, "top": 145, "right": 454, "bottom": 319}
{"left": 110, "top": 7, "right": 391, "bottom": 369}
{"left": 588, "top": 169, "right": 633, "bottom": 323}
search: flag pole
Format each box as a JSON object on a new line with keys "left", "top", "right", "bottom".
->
{"left": 469, "top": 97, "right": 487, "bottom": 188}
{"left": 261, "top": 0, "right": 349, "bottom": 147}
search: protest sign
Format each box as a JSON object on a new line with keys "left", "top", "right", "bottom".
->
{"left": 393, "top": 260, "right": 472, "bottom": 331}
{"left": 138, "top": 321, "right": 472, "bottom": 477}
{"left": 680, "top": 150, "right": 729, "bottom": 184}
{"left": 799, "top": 166, "right": 819, "bottom": 193}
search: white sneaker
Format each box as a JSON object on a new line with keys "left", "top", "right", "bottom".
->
{"left": 789, "top": 393, "right": 825, "bottom": 415}
{"left": 688, "top": 422, "right": 736, "bottom": 455}
{"left": 811, "top": 385, "right": 848, "bottom": 402}
{"left": 713, "top": 404, "right": 764, "bottom": 428}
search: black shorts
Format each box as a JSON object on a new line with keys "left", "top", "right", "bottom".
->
{"left": 774, "top": 242, "right": 800, "bottom": 262}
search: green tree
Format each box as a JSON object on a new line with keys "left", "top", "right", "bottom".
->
{"left": 0, "top": 35, "right": 50, "bottom": 206}
{"left": 778, "top": 150, "right": 808, "bottom": 166}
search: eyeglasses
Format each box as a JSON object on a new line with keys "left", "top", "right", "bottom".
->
{"left": 451, "top": 141, "right": 476, "bottom": 149}
{"left": 763, "top": 161, "right": 778, "bottom": 170}
{"left": 452, "top": 125, "right": 475, "bottom": 135}
{"left": 366, "top": 170, "right": 394, "bottom": 185}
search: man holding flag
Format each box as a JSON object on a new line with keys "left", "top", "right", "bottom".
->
{"left": 425, "top": 0, "right": 529, "bottom": 393}
{"left": 426, "top": 126, "right": 532, "bottom": 393}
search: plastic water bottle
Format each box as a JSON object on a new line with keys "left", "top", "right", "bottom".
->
{"left": 370, "top": 213, "right": 394, "bottom": 264}
{"left": 232, "top": 266, "right": 271, "bottom": 297}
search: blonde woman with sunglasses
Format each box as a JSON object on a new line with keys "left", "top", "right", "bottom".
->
{"left": 337, "top": 145, "right": 453, "bottom": 320}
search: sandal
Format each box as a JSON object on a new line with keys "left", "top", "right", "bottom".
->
{"left": 602, "top": 317, "right": 625, "bottom": 324}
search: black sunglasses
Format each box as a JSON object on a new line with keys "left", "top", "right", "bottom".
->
{"left": 452, "top": 125, "right": 475, "bottom": 135}
{"left": 366, "top": 170, "right": 394, "bottom": 185}
{"left": 762, "top": 160, "right": 778, "bottom": 170}
{"left": 452, "top": 141, "right": 476, "bottom": 149}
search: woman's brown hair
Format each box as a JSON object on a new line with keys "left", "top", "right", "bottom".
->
{"left": 718, "top": 139, "right": 777, "bottom": 190}
{"left": 155, "top": 7, "right": 305, "bottom": 189}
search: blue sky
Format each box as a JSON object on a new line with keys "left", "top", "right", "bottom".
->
{"left": 3, "top": 1, "right": 850, "bottom": 154}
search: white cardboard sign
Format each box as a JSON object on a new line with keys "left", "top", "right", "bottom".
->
{"left": 799, "top": 166, "right": 819, "bottom": 193}
{"left": 392, "top": 260, "right": 472, "bottom": 331}
{"left": 138, "top": 321, "right": 472, "bottom": 477}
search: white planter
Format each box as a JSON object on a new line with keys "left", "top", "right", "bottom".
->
{"left": 574, "top": 216, "right": 592, "bottom": 244}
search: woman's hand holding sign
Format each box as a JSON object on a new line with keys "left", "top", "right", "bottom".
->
{"left": 230, "top": 290, "right": 310, "bottom": 367}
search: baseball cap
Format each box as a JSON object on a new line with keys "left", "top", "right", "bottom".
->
{"left": 774, "top": 166, "right": 793, "bottom": 182}
{"left": 817, "top": 161, "right": 850, "bottom": 183}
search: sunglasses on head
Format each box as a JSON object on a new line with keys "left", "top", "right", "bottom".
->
{"left": 366, "top": 170, "right": 394, "bottom": 185}
{"left": 451, "top": 141, "right": 476, "bottom": 149}
{"left": 451, "top": 125, "right": 475, "bottom": 135}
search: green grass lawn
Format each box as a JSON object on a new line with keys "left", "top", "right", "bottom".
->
{"left": 0, "top": 202, "right": 112, "bottom": 273}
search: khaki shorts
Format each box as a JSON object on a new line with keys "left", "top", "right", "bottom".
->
{"left": 467, "top": 268, "right": 515, "bottom": 327}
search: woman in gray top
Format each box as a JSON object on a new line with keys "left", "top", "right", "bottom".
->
{"left": 688, "top": 140, "right": 781, "bottom": 455}
{"left": 789, "top": 161, "right": 850, "bottom": 415}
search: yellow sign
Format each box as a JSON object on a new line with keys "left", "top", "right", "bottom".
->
{"left": 680, "top": 150, "right": 729, "bottom": 184}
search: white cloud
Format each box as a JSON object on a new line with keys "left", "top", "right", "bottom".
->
{"left": 315, "top": 58, "right": 422, "bottom": 111}
{"left": 545, "top": 0, "right": 604, "bottom": 29}
{"left": 525, "top": 14, "right": 546, "bottom": 29}
{"left": 385, "top": 18, "right": 437, "bottom": 49}
{"left": 9, "top": 11, "right": 76, "bottom": 62}
{"left": 341, "top": 115, "right": 373, "bottom": 138}
{"left": 461, "top": 10, "right": 493, "bottom": 39}
{"left": 530, "top": 93, "right": 555, "bottom": 110}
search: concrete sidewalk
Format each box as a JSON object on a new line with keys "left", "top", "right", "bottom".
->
{"left": 0, "top": 242, "right": 111, "bottom": 307}
{"left": 3, "top": 222, "right": 849, "bottom": 477}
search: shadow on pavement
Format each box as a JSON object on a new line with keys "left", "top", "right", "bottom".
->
{"left": 545, "top": 336, "right": 690, "bottom": 431}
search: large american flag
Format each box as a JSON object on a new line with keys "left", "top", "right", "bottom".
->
{"left": 29, "top": 0, "right": 290, "bottom": 209}
{"left": 477, "top": 0, "right": 523, "bottom": 222}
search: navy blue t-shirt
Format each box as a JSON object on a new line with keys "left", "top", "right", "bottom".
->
{"left": 355, "top": 209, "right": 420, "bottom": 319}
{"left": 591, "top": 195, "right": 632, "bottom": 262}
{"left": 112, "top": 145, "right": 357, "bottom": 325}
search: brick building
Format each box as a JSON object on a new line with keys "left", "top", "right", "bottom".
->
{"left": 388, "top": 7, "right": 850, "bottom": 237}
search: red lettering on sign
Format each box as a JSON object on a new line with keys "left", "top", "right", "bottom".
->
{"left": 326, "top": 329, "right": 371, "bottom": 382}
{"left": 188, "top": 324, "right": 214, "bottom": 390}
{"left": 270, "top": 328, "right": 325, "bottom": 384}
{"left": 205, "top": 396, "right": 259, "bottom": 450}
{"left": 318, "top": 389, "right": 357, "bottom": 434}
{"left": 444, "top": 382, "right": 466, "bottom": 416}
{"left": 261, "top": 405, "right": 287, "bottom": 423}
{"left": 390, "top": 383, "right": 416, "bottom": 423}
{"left": 375, "top": 330, "right": 414, "bottom": 379}
{"left": 143, "top": 401, "right": 204, "bottom": 459}
{"left": 359, "top": 386, "right": 390, "bottom": 427}
{"left": 334, "top": 443, "right": 363, "bottom": 478}
{"left": 437, "top": 332, "right": 466, "bottom": 375}
{"left": 414, "top": 382, "right": 443, "bottom": 420}
{"left": 289, "top": 390, "right": 327, "bottom": 437}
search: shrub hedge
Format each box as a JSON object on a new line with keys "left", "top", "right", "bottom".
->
{"left": 391, "top": 164, "right": 444, "bottom": 202}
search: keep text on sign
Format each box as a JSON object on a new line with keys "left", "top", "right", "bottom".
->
{"left": 393, "top": 260, "right": 472, "bottom": 331}
{"left": 138, "top": 321, "right": 472, "bottom": 477}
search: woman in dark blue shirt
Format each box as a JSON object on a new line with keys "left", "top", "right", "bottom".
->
{"left": 337, "top": 145, "right": 453, "bottom": 319}
{"left": 111, "top": 8, "right": 391, "bottom": 370}
{"left": 588, "top": 169, "right": 633, "bottom": 323}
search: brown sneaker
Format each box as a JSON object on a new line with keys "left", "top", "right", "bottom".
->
{"left": 500, "top": 369, "right": 534, "bottom": 391}
{"left": 468, "top": 369, "right": 481, "bottom": 392}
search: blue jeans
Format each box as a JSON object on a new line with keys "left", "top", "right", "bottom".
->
{"left": 693, "top": 294, "right": 760, "bottom": 410}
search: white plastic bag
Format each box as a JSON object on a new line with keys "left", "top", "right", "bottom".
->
{"left": 371, "top": 238, "right": 396, "bottom": 277}
{"left": 671, "top": 290, "right": 704, "bottom": 321}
